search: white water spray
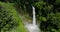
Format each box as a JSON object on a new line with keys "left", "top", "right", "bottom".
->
{"left": 32, "top": 6, "right": 36, "bottom": 26}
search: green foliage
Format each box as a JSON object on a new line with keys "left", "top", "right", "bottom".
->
{"left": 55, "top": 0, "right": 60, "bottom": 5}
{"left": 39, "top": 16, "right": 47, "bottom": 22}
{"left": 0, "top": 2, "right": 27, "bottom": 32}
{"left": 33, "top": 0, "right": 60, "bottom": 32}
{"left": 0, "top": 0, "right": 60, "bottom": 32}
{"left": 33, "top": 1, "right": 46, "bottom": 10}
{"left": 0, "top": 2, "right": 19, "bottom": 32}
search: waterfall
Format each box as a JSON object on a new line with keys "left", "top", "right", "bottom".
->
{"left": 20, "top": 6, "right": 40, "bottom": 32}
{"left": 32, "top": 6, "right": 36, "bottom": 26}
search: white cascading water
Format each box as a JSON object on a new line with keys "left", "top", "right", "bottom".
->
{"left": 22, "top": 6, "right": 40, "bottom": 32}
{"left": 32, "top": 6, "right": 36, "bottom": 26}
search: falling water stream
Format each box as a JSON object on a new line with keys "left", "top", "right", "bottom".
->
{"left": 25, "top": 6, "right": 40, "bottom": 32}
{"left": 32, "top": 6, "right": 36, "bottom": 26}
{"left": 20, "top": 6, "right": 40, "bottom": 32}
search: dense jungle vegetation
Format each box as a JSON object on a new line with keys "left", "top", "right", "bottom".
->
{"left": 0, "top": 0, "right": 60, "bottom": 32}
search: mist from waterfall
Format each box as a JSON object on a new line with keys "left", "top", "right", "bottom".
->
{"left": 32, "top": 6, "right": 36, "bottom": 26}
